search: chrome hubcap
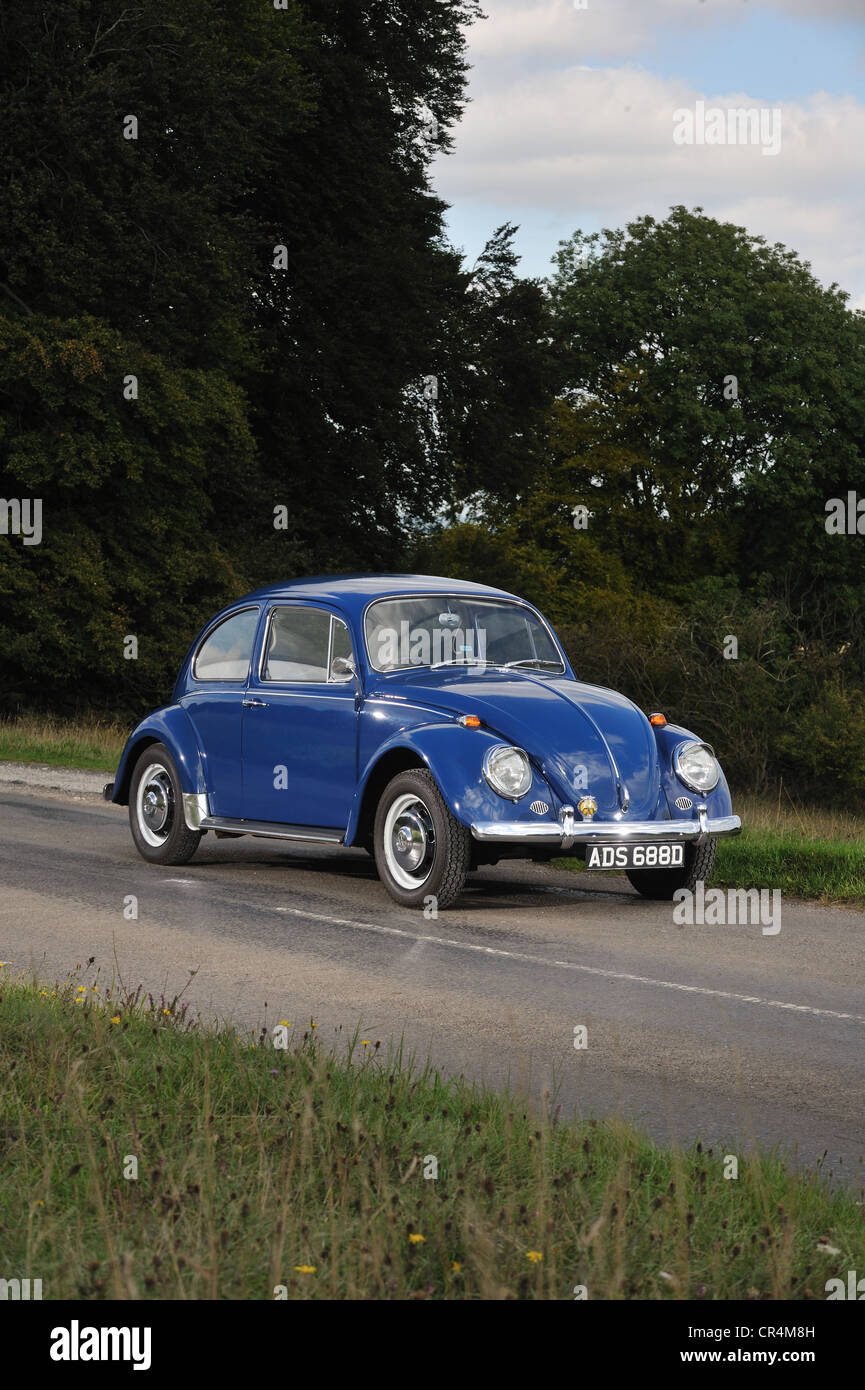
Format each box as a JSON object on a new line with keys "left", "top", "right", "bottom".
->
{"left": 384, "top": 794, "right": 436, "bottom": 889}
{"left": 136, "top": 765, "right": 174, "bottom": 846}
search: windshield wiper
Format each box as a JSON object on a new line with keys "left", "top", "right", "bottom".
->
{"left": 503, "top": 659, "right": 563, "bottom": 670}
{"left": 429, "top": 658, "right": 488, "bottom": 670}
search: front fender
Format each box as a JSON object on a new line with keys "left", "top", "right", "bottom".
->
{"left": 111, "top": 705, "right": 207, "bottom": 806}
{"left": 653, "top": 723, "right": 735, "bottom": 820}
{"left": 346, "top": 721, "right": 558, "bottom": 844}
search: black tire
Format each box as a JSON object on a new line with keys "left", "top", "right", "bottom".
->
{"left": 626, "top": 839, "right": 717, "bottom": 900}
{"left": 374, "top": 768, "right": 470, "bottom": 909}
{"left": 128, "top": 742, "right": 203, "bottom": 866}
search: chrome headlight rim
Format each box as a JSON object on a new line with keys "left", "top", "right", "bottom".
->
{"left": 482, "top": 744, "right": 532, "bottom": 801}
{"left": 673, "top": 739, "right": 720, "bottom": 795}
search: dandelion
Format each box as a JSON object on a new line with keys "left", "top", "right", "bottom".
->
{"left": 294, "top": 1265, "right": 316, "bottom": 1275}
{"left": 110, "top": 1016, "right": 121, "bottom": 1025}
{"left": 279, "top": 1019, "right": 290, "bottom": 1027}
{"left": 408, "top": 1233, "right": 426, "bottom": 1245}
{"left": 452, "top": 1261, "right": 462, "bottom": 1273}
{"left": 76, "top": 986, "right": 86, "bottom": 993}
{"left": 162, "top": 1008, "right": 170, "bottom": 1016}
{"left": 526, "top": 1251, "right": 543, "bottom": 1264}
{"left": 92, "top": 985, "right": 99, "bottom": 992}
{"left": 361, "top": 1040, "right": 371, "bottom": 1047}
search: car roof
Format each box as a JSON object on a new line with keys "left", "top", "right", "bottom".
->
{"left": 235, "top": 574, "right": 524, "bottom": 620}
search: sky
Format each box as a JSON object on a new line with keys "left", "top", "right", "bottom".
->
{"left": 434, "top": 0, "right": 865, "bottom": 308}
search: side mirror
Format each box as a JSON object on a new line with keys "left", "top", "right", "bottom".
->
{"left": 331, "top": 656, "right": 357, "bottom": 683}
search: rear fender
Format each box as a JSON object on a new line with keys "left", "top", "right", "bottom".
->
{"left": 111, "top": 706, "right": 206, "bottom": 807}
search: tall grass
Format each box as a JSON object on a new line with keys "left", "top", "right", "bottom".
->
{"left": 1, "top": 968, "right": 863, "bottom": 1300}
{"left": 0, "top": 714, "right": 127, "bottom": 771}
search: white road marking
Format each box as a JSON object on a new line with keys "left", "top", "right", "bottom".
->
{"left": 274, "top": 906, "right": 865, "bottom": 1026}
{"left": 163, "top": 878, "right": 198, "bottom": 885}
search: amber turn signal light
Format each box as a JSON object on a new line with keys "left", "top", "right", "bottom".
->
{"left": 649, "top": 712, "right": 667, "bottom": 727}
{"left": 457, "top": 714, "right": 482, "bottom": 728}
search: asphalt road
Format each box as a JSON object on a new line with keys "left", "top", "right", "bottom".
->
{"left": 2, "top": 787, "right": 865, "bottom": 1185}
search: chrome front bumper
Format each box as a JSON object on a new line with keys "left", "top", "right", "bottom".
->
{"left": 470, "top": 803, "right": 741, "bottom": 849}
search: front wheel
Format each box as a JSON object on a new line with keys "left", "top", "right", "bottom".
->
{"left": 129, "top": 743, "right": 202, "bottom": 865}
{"left": 374, "top": 769, "right": 470, "bottom": 909}
{"left": 626, "top": 839, "right": 717, "bottom": 900}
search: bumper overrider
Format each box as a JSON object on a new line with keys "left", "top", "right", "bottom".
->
{"left": 470, "top": 803, "right": 741, "bottom": 849}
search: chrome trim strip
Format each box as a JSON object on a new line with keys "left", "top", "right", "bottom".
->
{"left": 183, "top": 793, "right": 209, "bottom": 830}
{"left": 199, "top": 816, "right": 344, "bottom": 844}
{"left": 470, "top": 813, "right": 742, "bottom": 844}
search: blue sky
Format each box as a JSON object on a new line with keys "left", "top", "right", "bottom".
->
{"left": 434, "top": 0, "right": 865, "bottom": 304}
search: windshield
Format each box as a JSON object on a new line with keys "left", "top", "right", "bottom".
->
{"left": 364, "top": 596, "right": 566, "bottom": 674}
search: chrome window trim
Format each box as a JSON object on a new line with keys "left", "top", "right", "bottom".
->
{"left": 258, "top": 604, "right": 354, "bottom": 686}
{"left": 362, "top": 592, "right": 567, "bottom": 675}
{"left": 191, "top": 605, "right": 261, "bottom": 684}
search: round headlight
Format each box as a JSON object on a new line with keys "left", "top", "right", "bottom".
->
{"left": 673, "top": 740, "right": 720, "bottom": 794}
{"left": 483, "top": 744, "right": 532, "bottom": 800}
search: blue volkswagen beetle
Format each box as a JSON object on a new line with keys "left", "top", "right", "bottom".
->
{"left": 106, "top": 575, "right": 741, "bottom": 909}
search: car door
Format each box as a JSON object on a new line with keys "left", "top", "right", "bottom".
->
{"left": 180, "top": 605, "right": 262, "bottom": 817}
{"left": 241, "top": 603, "right": 359, "bottom": 829}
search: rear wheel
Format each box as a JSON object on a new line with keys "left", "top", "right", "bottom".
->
{"left": 374, "top": 768, "right": 470, "bottom": 909}
{"left": 626, "top": 840, "right": 716, "bottom": 900}
{"left": 129, "top": 743, "right": 202, "bottom": 865}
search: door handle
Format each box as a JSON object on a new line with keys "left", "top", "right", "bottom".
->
{"left": 243, "top": 697, "right": 268, "bottom": 708}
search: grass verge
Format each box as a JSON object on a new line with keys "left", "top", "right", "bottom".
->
{"left": 1, "top": 969, "right": 863, "bottom": 1300}
{"left": 0, "top": 714, "right": 127, "bottom": 772}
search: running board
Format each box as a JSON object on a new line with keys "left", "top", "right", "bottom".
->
{"left": 200, "top": 816, "right": 344, "bottom": 845}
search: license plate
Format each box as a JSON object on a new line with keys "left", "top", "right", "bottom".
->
{"left": 585, "top": 842, "right": 684, "bottom": 870}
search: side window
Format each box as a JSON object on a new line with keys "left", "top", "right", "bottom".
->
{"left": 263, "top": 607, "right": 329, "bottom": 682}
{"left": 262, "top": 608, "right": 355, "bottom": 683}
{"left": 193, "top": 608, "right": 259, "bottom": 682}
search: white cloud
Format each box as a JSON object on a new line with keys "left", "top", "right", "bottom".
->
{"left": 469, "top": 0, "right": 865, "bottom": 66}
{"left": 438, "top": 6, "right": 865, "bottom": 303}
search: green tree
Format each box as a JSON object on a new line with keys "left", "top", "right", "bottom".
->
{"left": 0, "top": 315, "right": 256, "bottom": 712}
{"left": 548, "top": 206, "right": 865, "bottom": 593}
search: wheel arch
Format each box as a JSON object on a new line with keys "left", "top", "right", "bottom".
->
{"left": 350, "top": 746, "right": 427, "bottom": 849}
{"left": 111, "top": 706, "right": 206, "bottom": 807}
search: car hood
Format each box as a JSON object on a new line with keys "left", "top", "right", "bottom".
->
{"left": 376, "top": 669, "right": 661, "bottom": 818}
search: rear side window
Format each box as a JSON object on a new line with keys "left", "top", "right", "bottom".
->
{"left": 193, "top": 608, "right": 259, "bottom": 682}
